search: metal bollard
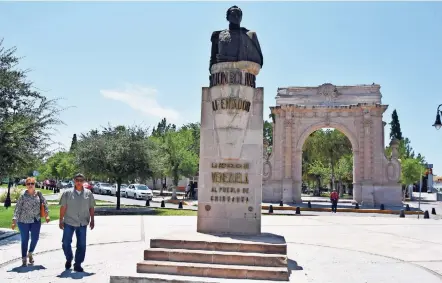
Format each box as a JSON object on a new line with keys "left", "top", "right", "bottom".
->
{"left": 432, "top": 208, "right": 436, "bottom": 215}
{"left": 145, "top": 199, "right": 150, "bottom": 207}
{"left": 269, "top": 205, "right": 273, "bottom": 213}
{"left": 355, "top": 203, "right": 359, "bottom": 209}
{"left": 380, "top": 204, "right": 385, "bottom": 210}
{"left": 399, "top": 209, "right": 405, "bottom": 218}
{"left": 178, "top": 201, "right": 183, "bottom": 209}
{"left": 308, "top": 201, "right": 312, "bottom": 208}
{"left": 279, "top": 200, "right": 283, "bottom": 207}
{"left": 424, "top": 210, "right": 430, "bottom": 219}
{"left": 405, "top": 204, "right": 410, "bottom": 211}
{"left": 295, "top": 207, "right": 301, "bottom": 215}
{"left": 161, "top": 200, "right": 165, "bottom": 208}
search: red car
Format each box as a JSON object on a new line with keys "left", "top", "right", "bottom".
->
{"left": 83, "top": 182, "right": 93, "bottom": 190}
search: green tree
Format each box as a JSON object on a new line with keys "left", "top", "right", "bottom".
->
{"left": 389, "top": 109, "right": 403, "bottom": 140}
{"left": 70, "top": 134, "right": 78, "bottom": 152}
{"left": 303, "top": 129, "right": 352, "bottom": 190}
{"left": 401, "top": 158, "right": 424, "bottom": 185}
{"left": 181, "top": 122, "right": 200, "bottom": 157}
{"left": 151, "top": 118, "right": 177, "bottom": 192}
{"left": 76, "top": 125, "right": 153, "bottom": 209}
{"left": 162, "top": 127, "right": 199, "bottom": 199}
{"left": 263, "top": 120, "right": 273, "bottom": 149}
{"left": 0, "top": 39, "right": 63, "bottom": 178}
{"left": 148, "top": 135, "right": 168, "bottom": 190}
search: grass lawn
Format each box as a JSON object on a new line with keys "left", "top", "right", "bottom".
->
{"left": 0, "top": 205, "right": 60, "bottom": 229}
{"left": 38, "top": 189, "right": 56, "bottom": 195}
{"left": 151, "top": 208, "right": 197, "bottom": 216}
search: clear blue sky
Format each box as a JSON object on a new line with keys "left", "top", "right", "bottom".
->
{"left": 1, "top": 2, "right": 441, "bottom": 175}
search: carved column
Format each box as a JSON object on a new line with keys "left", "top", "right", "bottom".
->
{"left": 282, "top": 117, "right": 294, "bottom": 203}
{"left": 382, "top": 121, "right": 387, "bottom": 148}
{"left": 292, "top": 149, "right": 303, "bottom": 203}
{"left": 352, "top": 149, "right": 362, "bottom": 203}
{"left": 363, "top": 116, "right": 373, "bottom": 181}
{"left": 284, "top": 119, "right": 292, "bottom": 178}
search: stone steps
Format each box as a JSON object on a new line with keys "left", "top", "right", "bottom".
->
{"left": 150, "top": 238, "right": 287, "bottom": 255}
{"left": 136, "top": 260, "right": 290, "bottom": 281}
{"left": 144, "top": 248, "right": 287, "bottom": 267}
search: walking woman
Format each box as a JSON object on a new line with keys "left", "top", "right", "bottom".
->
{"left": 11, "top": 177, "right": 50, "bottom": 266}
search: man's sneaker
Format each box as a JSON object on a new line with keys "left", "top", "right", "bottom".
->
{"left": 73, "top": 265, "right": 84, "bottom": 272}
{"left": 21, "top": 257, "right": 27, "bottom": 266}
{"left": 28, "top": 252, "right": 34, "bottom": 265}
{"left": 65, "top": 260, "right": 72, "bottom": 270}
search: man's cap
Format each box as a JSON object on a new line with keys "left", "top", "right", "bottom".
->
{"left": 74, "top": 173, "right": 85, "bottom": 180}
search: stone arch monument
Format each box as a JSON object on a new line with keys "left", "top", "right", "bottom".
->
{"left": 263, "top": 83, "right": 402, "bottom": 206}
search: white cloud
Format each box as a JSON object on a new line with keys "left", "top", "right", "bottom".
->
{"left": 100, "top": 84, "right": 180, "bottom": 122}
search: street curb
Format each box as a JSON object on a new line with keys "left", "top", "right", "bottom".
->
{"left": 261, "top": 205, "right": 424, "bottom": 215}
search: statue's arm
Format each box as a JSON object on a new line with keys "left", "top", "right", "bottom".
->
{"left": 210, "top": 31, "right": 220, "bottom": 71}
{"left": 252, "top": 32, "right": 263, "bottom": 67}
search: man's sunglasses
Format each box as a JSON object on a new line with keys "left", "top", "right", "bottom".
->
{"left": 26, "top": 183, "right": 35, "bottom": 186}
{"left": 75, "top": 179, "right": 85, "bottom": 182}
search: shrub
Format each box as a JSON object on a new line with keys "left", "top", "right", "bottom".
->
{"left": 0, "top": 187, "right": 25, "bottom": 203}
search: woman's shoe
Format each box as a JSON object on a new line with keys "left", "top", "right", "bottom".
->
{"left": 21, "top": 257, "right": 27, "bottom": 266}
{"left": 28, "top": 252, "right": 34, "bottom": 265}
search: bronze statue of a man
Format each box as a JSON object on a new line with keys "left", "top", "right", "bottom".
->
{"left": 209, "top": 6, "right": 263, "bottom": 71}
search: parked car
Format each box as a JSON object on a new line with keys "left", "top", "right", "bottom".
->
{"left": 111, "top": 184, "right": 128, "bottom": 197}
{"left": 83, "top": 182, "right": 94, "bottom": 190}
{"left": 93, "top": 182, "right": 113, "bottom": 195}
{"left": 126, "top": 184, "right": 153, "bottom": 200}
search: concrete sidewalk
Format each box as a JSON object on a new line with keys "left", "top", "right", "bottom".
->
{"left": 1, "top": 215, "right": 442, "bottom": 282}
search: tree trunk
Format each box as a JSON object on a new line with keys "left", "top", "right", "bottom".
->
{"left": 116, "top": 177, "right": 122, "bottom": 210}
{"left": 153, "top": 178, "right": 157, "bottom": 190}
{"left": 330, "top": 151, "right": 335, "bottom": 191}
{"left": 160, "top": 176, "right": 165, "bottom": 196}
{"left": 171, "top": 165, "right": 179, "bottom": 200}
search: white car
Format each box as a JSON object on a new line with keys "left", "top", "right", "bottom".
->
{"left": 126, "top": 184, "right": 153, "bottom": 200}
{"left": 95, "top": 182, "right": 113, "bottom": 195}
{"left": 111, "top": 184, "right": 128, "bottom": 197}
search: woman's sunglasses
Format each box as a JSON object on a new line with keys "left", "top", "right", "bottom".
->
{"left": 26, "top": 183, "right": 35, "bottom": 186}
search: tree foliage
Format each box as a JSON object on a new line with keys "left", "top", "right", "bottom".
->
{"left": 263, "top": 120, "right": 273, "bottom": 148}
{"left": 37, "top": 151, "right": 77, "bottom": 181}
{"left": 0, "top": 39, "right": 63, "bottom": 177}
{"left": 389, "top": 109, "right": 403, "bottom": 140}
{"left": 302, "top": 129, "right": 352, "bottom": 190}
{"left": 75, "top": 125, "right": 153, "bottom": 209}
{"left": 401, "top": 158, "right": 424, "bottom": 185}
{"left": 70, "top": 133, "right": 77, "bottom": 152}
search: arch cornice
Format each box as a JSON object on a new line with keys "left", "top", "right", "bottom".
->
{"left": 295, "top": 121, "right": 359, "bottom": 152}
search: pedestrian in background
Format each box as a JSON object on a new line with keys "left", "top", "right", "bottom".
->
{"left": 330, "top": 189, "right": 339, "bottom": 213}
{"left": 11, "top": 177, "right": 50, "bottom": 266}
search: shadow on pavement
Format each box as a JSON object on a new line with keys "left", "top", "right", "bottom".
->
{"left": 57, "top": 269, "right": 95, "bottom": 279}
{"left": 8, "top": 264, "right": 46, "bottom": 273}
{"left": 0, "top": 234, "right": 20, "bottom": 246}
{"left": 288, "top": 258, "right": 303, "bottom": 274}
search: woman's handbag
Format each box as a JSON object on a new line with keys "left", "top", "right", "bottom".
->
{"left": 37, "top": 191, "right": 46, "bottom": 218}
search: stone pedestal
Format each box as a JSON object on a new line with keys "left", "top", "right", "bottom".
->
{"left": 197, "top": 61, "right": 263, "bottom": 235}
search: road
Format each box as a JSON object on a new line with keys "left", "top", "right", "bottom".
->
{"left": 42, "top": 189, "right": 198, "bottom": 210}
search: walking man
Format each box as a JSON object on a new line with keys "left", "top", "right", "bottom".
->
{"left": 330, "top": 189, "right": 339, "bottom": 213}
{"left": 59, "top": 173, "right": 95, "bottom": 272}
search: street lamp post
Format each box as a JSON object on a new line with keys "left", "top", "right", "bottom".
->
{"left": 4, "top": 179, "right": 12, "bottom": 209}
{"left": 433, "top": 104, "right": 442, "bottom": 130}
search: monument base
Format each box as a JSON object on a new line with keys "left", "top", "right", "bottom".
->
{"left": 110, "top": 232, "right": 290, "bottom": 282}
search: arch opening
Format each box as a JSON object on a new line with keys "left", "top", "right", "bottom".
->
{"left": 300, "top": 127, "right": 355, "bottom": 199}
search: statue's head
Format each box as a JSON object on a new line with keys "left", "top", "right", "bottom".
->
{"left": 226, "top": 5, "right": 242, "bottom": 25}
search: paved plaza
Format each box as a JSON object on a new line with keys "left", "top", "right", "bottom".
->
{"left": 0, "top": 215, "right": 441, "bottom": 282}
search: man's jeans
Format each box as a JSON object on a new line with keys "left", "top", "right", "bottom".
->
{"left": 331, "top": 200, "right": 338, "bottom": 212}
{"left": 17, "top": 219, "right": 41, "bottom": 258}
{"left": 62, "top": 223, "right": 87, "bottom": 266}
